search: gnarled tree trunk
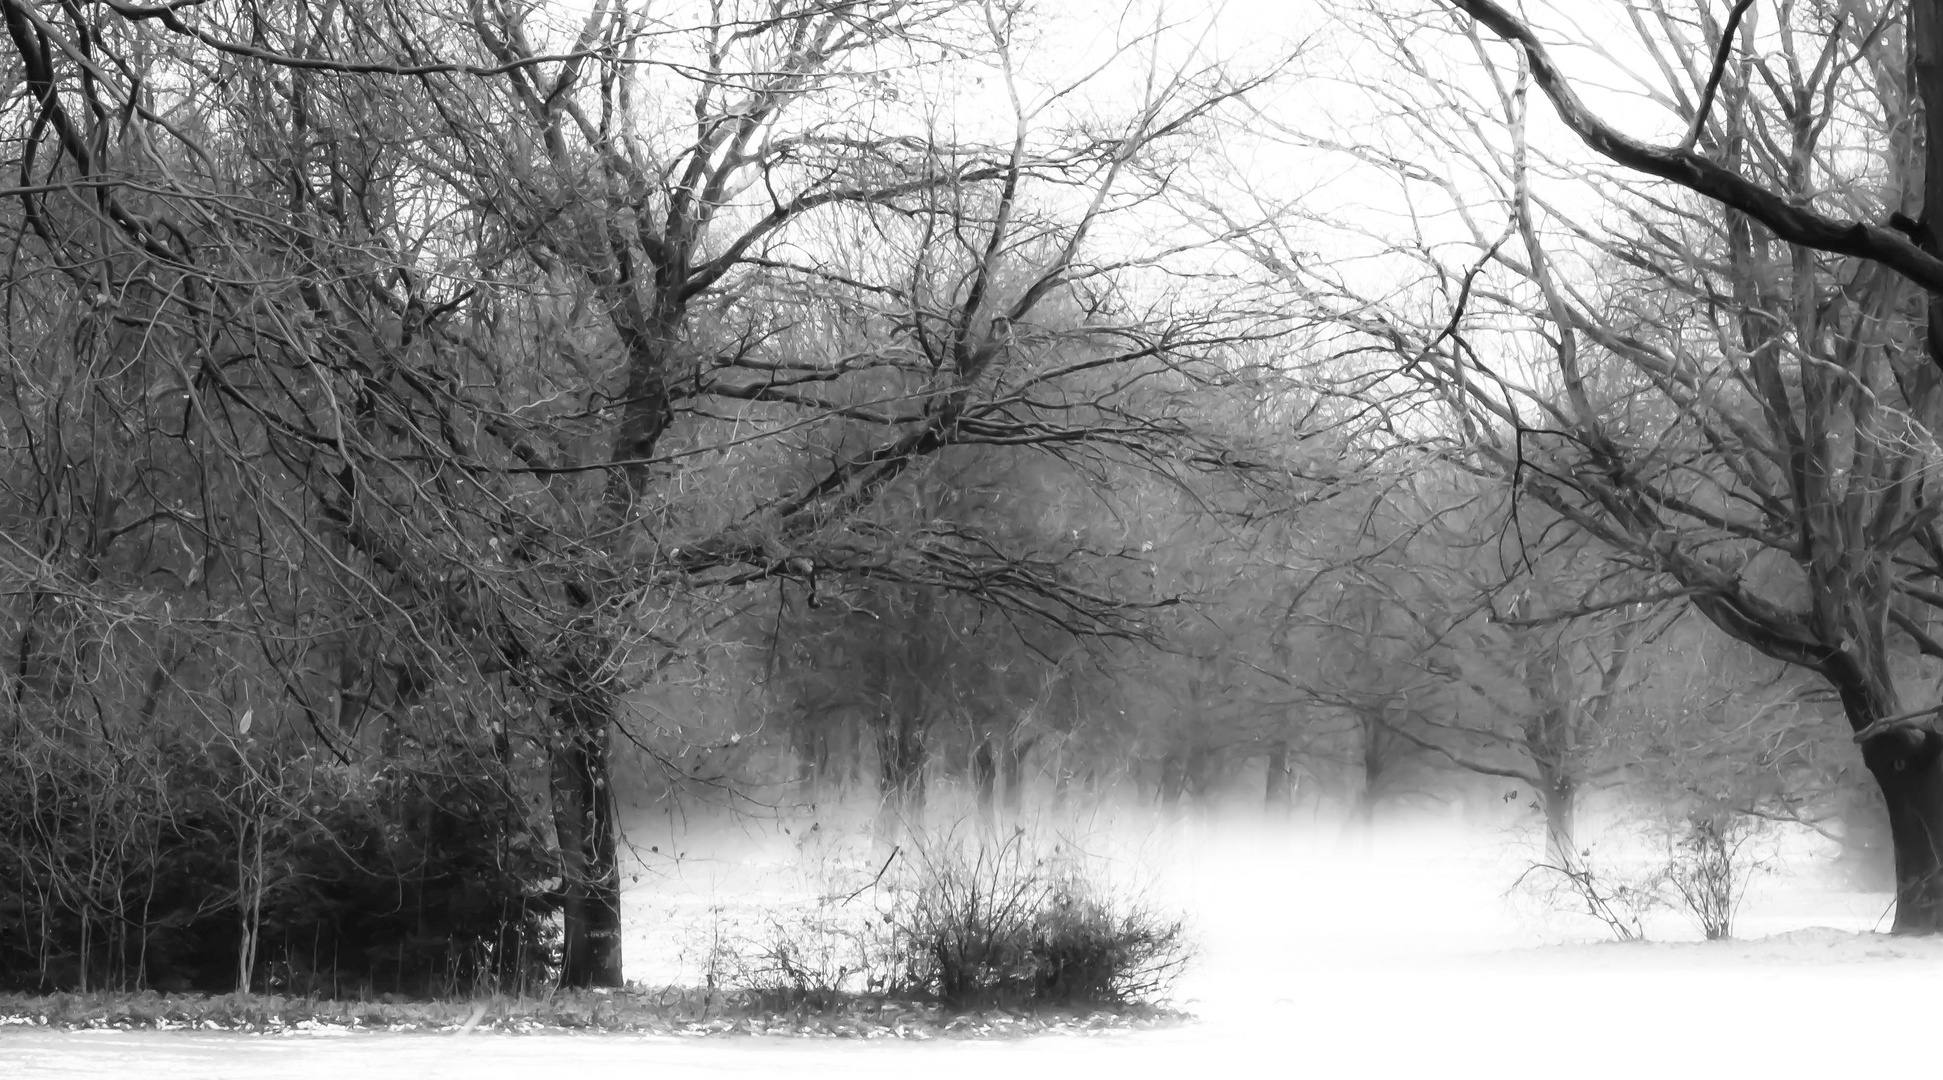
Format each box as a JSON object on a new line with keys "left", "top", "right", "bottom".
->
{"left": 549, "top": 651, "right": 623, "bottom": 988}
{"left": 1860, "top": 731, "right": 1943, "bottom": 931}
{"left": 1834, "top": 649, "right": 1943, "bottom": 932}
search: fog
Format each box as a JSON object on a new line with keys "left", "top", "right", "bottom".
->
{"left": 18, "top": 808, "right": 1933, "bottom": 1078}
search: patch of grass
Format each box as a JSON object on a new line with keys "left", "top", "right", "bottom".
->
{"left": 0, "top": 987, "right": 1189, "bottom": 1039}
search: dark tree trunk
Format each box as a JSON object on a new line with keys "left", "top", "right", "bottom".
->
{"left": 550, "top": 655, "right": 623, "bottom": 988}
{"left": 1913, "top": 0, "right": 1943, "bottom": 392}
{"left": 1880, "top": 0, "right": 1943, "bottom": 935}
{"left": 874, "top": 708, "right": 927, "bottom": 845}
{"left": 1352, "top": 789, "right": 1377, "bottom": 830}
{"left": 1541, "top": 773, "right": 1577, "bottom": 867}
{"left": 1516, "top": 628, "right": 1589, "bottom": 868}
{"left": 873, "top": 589, "right": 934, "bottom": 845}
{"left": 1264, "top": 740, "right": 1293, "bottom": 817}
{"left": 549, "top": 313, "right": 675, "bottom": 986}
{"left": 1339, "top": 787, "right": 1377, "bottom": 857}
{"left": 794, "top": 733, "right": 817, "bottom": 793}
{"left": 1842, "top": 662, "right": 1943, "bottom": 932}
{"left": 1158, "top": 751, "right": 1187, "bottom": 814}
{"left": 838, "top": 718, "right": 861, "bottom": 794}
{"left": 878, "top": 633, "right": 928, "bottom": 850}
{"left": 793, "top": 714, "right": 827, "bottom": 796}
{"left": 1184, "top": 744, "right": 1215, "bottom": 807}
{"left": 1358, "top": 713, "right": 1387, "bottom": 828}
{"left": 1052, "top": 756, "right": 1097, "bottom": 814}
{"left": 999, "top": 736, "right": 1035, "bottom": 822}
{"left": 972, "top": 737, "right": 997, "bottom": 830}
{"left": 1861, "top": 735, "right": 1943, "bottom": 932}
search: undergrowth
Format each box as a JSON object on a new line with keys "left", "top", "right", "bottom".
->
{"left": 893, "top": 824, "right": 1191, "bottom": 1007}
{"left": 679, "top": 819, "right": 1193, "bottom": 1012}
{"left": 0, "top": 987, "right": 1187, "bottom": 1039}
{"left": 1514, "top": 812, "right": 1775, "bottom": 942}
{"left": 2, "top": 819, "right": 1195, "bottom": 1036}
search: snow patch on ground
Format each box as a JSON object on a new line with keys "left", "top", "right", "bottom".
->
{"left": 13, "top": 819, "right": 1943, "bottom": 1078}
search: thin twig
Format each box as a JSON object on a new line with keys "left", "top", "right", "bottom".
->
{"left": 840, "top": 846, "right": 901, "bottom": 905}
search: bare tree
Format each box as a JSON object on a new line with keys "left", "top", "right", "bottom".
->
{"left": 1403, "top": 523, "right": 1661, "bottom": 866}
{"left": 1317, "top": 0, "right": 1943, "bottom": 929}
{"left": 0, "top": 0, "right": 1288, "bottom": 989}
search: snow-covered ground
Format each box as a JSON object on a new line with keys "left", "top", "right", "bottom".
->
{"left": 11, "top": 819, "right": 1943, "bottom": 1078}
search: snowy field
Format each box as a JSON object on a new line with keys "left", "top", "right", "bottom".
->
{"left": 9, "top": 819, "right": 1943, "bottom": 1078}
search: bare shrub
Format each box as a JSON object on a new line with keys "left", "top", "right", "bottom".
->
{"left": 1516, "top": 843, "right": 1663, "bottom": 942}
{"left": 1025, "top": 872, "right": 1189, "bottom": 1004}
{"left": 742, "top": 903, "right": 903, "bottom": 1008}
{"left": 687, "top": 820, "right": 1189, "bottom": 1011}
{"left": 891, "top": 825, "right": 1190, "bottom": 1008}
{"left": 1660, "top": 814, "right": 1769, "bottom": 941}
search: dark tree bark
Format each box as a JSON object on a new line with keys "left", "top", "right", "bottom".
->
{"left": 875, "top": 707, "right": 929, "bottom": 844}
{"left": 1184, "top": 744, "right": 1218, "bottom": 808}
{"left": 549, "top": 653, "right": 623, "bottom": 988}
{"left": 1000, "top": 735, "right": 1037, "bottom": 823}
{"left": 1520, "top": 633, "right": 1583, "bottom": 866}
{"left": 1265, "top": 740, "right": 1294, "bottom": 817}
{"left": 1861, "top": 736, "right": 1943, "bottom": 930}
{"left": 1158, "top": 751, "right": 1188, "bottom": 814}
{"left": 1354, "top": 710, "right": 1395, "bottom": 836}
{"left": 1880, "top": 4, "right": 1943, "bottom": 933}
{"left": 1831, "top": 651, "right": 1943, "bottom": 931}
{"left": 874, "top": 600, "right": 932, "bottom": 845}
{"left": 793, "top": 719, "right": 828, "bottom": 796}
{"left": 1539, "top": 773, "right": 1578, "bottom": 867}
{"left": 972, "top": 737, "right": 998, "bottom": 830}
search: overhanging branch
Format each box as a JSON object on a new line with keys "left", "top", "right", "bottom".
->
{"left": 1446, "top": 0, "right": 1943, "bottom": 293}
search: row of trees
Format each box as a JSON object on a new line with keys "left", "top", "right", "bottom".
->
{"left": 0, "top": 0, "right": 1302, "bottom": 992}
{"left": 9, "top": 0, "right": 1943, "bottom": 993}
{"left": 698, "top": 448, "right": 1872, "bottom": 875}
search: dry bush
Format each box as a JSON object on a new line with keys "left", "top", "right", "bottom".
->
{"left": 1660, "top": 814, "right": 1771, "bottom": 941}
{"left": 889, "top": 824, "right": 1190, "bottom": 1008}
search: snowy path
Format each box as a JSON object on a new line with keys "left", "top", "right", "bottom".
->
{"left": 10, "top": 833, "right": 1943, "bottom": 1078}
